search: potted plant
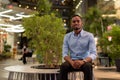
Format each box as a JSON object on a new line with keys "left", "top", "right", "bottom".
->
{"left": 21, "top": 0, "right": 66, "bottom": 68}
{"left": 98, "top": 24, "right": 120, "bottom": 71}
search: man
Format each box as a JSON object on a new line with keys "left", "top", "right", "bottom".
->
{"left": 60, "top": 14, "right": 97, "bottom": 80}
{"left": 19, "top": 44, "right": 33, "bottom": 64}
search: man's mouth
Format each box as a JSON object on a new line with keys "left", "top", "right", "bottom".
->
{"left": 73, "top": 27, "right": 80, "bottom": 30}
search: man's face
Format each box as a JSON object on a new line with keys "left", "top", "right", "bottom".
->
{"left": 71, "top": 16, "right": 82, "bottom": 30}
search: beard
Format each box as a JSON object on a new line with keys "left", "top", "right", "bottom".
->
{"left": 73, "top": 27, "right": 81, "bottom": 30}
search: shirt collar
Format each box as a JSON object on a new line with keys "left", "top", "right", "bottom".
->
{"left": 73, "top": 29, "right": 83, "bottom": 37}
{"left": 80, "top": 29, "right": 84, "bottom": 37}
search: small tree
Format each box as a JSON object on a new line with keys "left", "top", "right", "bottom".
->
{"left": 98, "top": 25, "right": 120, "bottom": 63}
{"left": 83, "top": 6, "right": 115, "bottom": 37}
{"left": 36, "top": 0, "right": 52, "bottom": 16}
{"left": 21, "top": 0, "right": 66, "bottom": 66}
{"left": 22, "top": 13, "right": 65, "bottom": 65}
{"left": 84, "top": 6, "right": 102, "bottom": 37}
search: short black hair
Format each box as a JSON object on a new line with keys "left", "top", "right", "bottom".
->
{"left": 71, "top": 13, "right": 82, "bottom": 19}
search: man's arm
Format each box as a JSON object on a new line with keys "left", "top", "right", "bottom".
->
{"left": 88, "top": 34, "right": 97, "bottom": 60}
{"left": 83, "top": 57, "right": 92, "bottom": 63}
{"left": 64, "top": 56, "right": 80, "bottom": 69}
{"left": 62, "top": 34, "right": 70, "bottom": 61}
{"left": 62, "top": 34, "right": 77, "bottom": 68}
{"left": 64, "top": 56, "right": 73, "bottom": 65}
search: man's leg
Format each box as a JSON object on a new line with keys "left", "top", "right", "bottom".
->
{"left": 22, "top": 54, "right": 27, "bottom": 64}
{"left": 81, "top": 62, "right": 93, "bottom": 80}
{"left": 60, "top": 62, "right": 74, "bottom": 80}
{"left": 18, "top": 57, "right": 23, "bottom": 60}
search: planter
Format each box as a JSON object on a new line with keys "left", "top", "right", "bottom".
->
{"left": 115, "top": 59, "right": 120, "bottom": 72}
{"left": 31, "top": 65, "right": 60, "bottom": 80}
{"left": 31, "top": 64, "right": 60, "bottom": 69}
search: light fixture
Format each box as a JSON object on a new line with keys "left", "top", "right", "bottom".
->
{"left": 34, "top": 7, "right": 36, "bottom": 10}
{"left": 18, "top": 5, "right": 21, "bottom": 7}
{"left": 64, "top": 23, "right": 66, "bottom": 26}
{"left": 104, "top": 0, "right": 110, "bottom": 1}
{"left": 0, "top": 24, "right": 25, "bottom": 33}
{"left": 26, "top": 6, "right": 29, "bottom": 9}
{"left": 56, "top": 9, "right": 59, "bottom": 11}
{"left": 63, "top": 19, "right": 66, "bottom": 22}
{"left": 75, "top": 0, "right": 83, "bottom": 9}
{"left": 61, "top": 0, "right": 65, "bottom": 5}
{"left": 108, "top": 36, "right": 112, "bottom": 41}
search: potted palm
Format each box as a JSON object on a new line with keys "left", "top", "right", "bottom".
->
{"left": 98, "top": 25, "right": 120, "bottom": 71}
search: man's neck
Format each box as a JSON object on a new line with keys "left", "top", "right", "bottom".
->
{"left": 74, "top": 29, "right": 81, "bottom": 36}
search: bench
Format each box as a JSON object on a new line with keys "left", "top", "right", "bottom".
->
{"left": 5, "top": 65, "right": 94, "bottom": 80}
{"left": 4, "top": 65, "right": 59, "bottom": 80}
{"left": 26, "top": 54, "right": 37, "bottom": 64}
{"left": 68, "top": 71, "right": 95, "bottom": 80}
{"left": 68, "top": 71, "right": 84, "bottom": 80}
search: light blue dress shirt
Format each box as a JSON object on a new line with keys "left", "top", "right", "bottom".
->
{"left": 62, "top": 30, "right": 97, "bottom": 60}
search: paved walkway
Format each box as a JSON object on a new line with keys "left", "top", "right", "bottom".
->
{"left": 94, "top": 66, "right": 120, "bottom": 80}
{"left": 0, "top": 54, "right": 120, "bottom": 80}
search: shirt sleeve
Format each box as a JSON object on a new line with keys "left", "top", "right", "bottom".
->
{"left": 62, "top": 34, "right": 69, "bottom": 58}
{"left": 88, "top": 34, "right": 97, "bottom": 60}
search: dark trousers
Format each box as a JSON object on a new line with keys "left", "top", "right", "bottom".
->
{"left": 60, "top": 61, "right": 93, "bottom": 80}
{"left": 22, "top": 53, "right": 32, "bottom": 64}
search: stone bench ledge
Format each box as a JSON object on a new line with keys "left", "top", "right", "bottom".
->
{"left": 4, "top": 64, "right": 60, "bottom": 74}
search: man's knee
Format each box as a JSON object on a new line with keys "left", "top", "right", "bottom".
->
{"left": 83, "top": 62, "right": 93, "bottom": 69}
{"left": 60, "top": 62, "right": 70, "bottom": 70}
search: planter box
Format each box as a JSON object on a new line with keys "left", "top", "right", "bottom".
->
{"left": 115, "top": 59, "right": 120, "bottom": 72}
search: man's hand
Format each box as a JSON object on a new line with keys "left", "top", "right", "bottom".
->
{"left": 64, "top": 56, "right": 87, "bottom": 69}
{"left": 71, "top": 60, "right": 85, "bottom": 69}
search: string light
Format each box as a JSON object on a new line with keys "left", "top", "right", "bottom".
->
{"left": 76, "top": 0, "right": 83, "bottom": 9}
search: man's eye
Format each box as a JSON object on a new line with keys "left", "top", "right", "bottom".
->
{"left": 72, "top": 20, "right": 80, "bottom": 23}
